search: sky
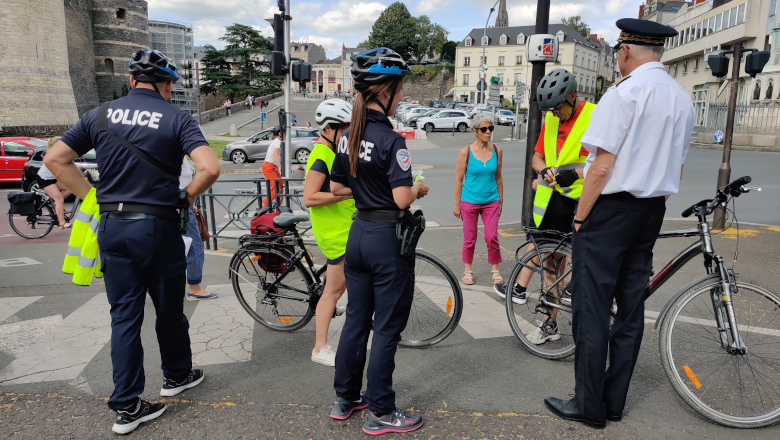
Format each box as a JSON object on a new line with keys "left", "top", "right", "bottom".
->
{"left": 147, "top": 0, "right": 646, "bottom": 58}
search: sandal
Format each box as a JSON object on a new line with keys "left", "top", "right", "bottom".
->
{"left": 462, "top": 271, "right": 475, "bottom": 285}
{"left": 491, "top": 270, "right": 503, "bottom": 284}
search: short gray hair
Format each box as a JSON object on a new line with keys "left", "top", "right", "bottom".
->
{"left": 627, "top": 44, "right": 664, "bottom": 61}
{"left": 471, "top": 112, "right": 493, "bottom": 130}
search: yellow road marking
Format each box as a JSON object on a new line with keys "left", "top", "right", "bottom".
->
{"left": 719, "top": 229, "right": 759, "bottom": 239}
{"left": 498, "top": 228, "right": 525, "bottom": 237}
{"left": 763, "top": 227, "right": 780, "bottom": 233}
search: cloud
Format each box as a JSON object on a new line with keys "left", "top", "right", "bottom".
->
{"left": 415, "top": 0, "right": 458, "bottom": 14}
{"left": 292, "top": 0, "right": 386, "bottom": 57}
{"left": 507, "top": 2, "right": 587, "bottom": 25}
{"left": 295, "top": 35, "right": 339, "bottom": 53}
{"left": 605, "top": 0, "right": 629, "bottom": 15}
{"left": 592, "top": 27, "right": 619, "bottom": 44}
{"left": 148, "top": 0, "right": 275, "bottom": 22}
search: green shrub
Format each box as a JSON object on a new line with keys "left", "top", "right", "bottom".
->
{"left": 404, "top": 65, "right": 455, "bottom": 83}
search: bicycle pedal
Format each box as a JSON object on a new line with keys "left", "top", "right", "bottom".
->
{"left": 535, "top": 305, "right": 551, "bottom": 315}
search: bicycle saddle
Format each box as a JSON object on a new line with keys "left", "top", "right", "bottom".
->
{"left": 272, "top": 212, "right": 310, "bottom": 228}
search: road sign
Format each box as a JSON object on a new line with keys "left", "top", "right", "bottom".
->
{"left": 476, "top": 80, "right": 487, "bottom": 92}
{"left": 261, "top": 112, "right": 267, "bottom": 122}
{"left": 714, "top": 130, "right": 724, "bottom": 143}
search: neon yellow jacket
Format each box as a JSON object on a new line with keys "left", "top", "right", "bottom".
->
{"left": 63, "top": 188, "right": 103, "bottom": 286}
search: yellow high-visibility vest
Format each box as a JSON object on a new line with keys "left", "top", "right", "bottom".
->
{"left": 62, "top": 188, "right": 103, "bottom": 286}
{"left": 533, "top": 102, "right": 595, "bottom": 228}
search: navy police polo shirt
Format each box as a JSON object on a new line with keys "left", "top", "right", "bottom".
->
{"left": 331, "top": 109, "right": 414, "bottom": 211}
{"left": 61, "top": 88, "right": 207, "bottom": 207}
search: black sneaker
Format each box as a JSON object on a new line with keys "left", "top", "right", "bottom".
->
{"left": 160, "top": 369, "right": 204, "bottom": 397}
{"left": 112, "top": 399, "right": 166, "bottom": 434}
{"left": 511, "top": 286, "right": 527, "bottom": 305}
{"left": 362, "top": 409, "right": 424, "bottom": 435}
{"left": 330, "top": 394, "right": 369, "bottom": 420}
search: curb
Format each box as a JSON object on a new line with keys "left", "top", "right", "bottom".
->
{"left": 690, "top": 143, "right": 780, "bottom": 153}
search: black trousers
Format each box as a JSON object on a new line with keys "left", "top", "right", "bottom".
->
{"left": 98, "top": 214, "right": 190, "bottom": 410}
{"left": 571, "top": 192, "right": 665, "bottom": 421}
{"left": 334, "top": 219, "right": 415, "bottom": 415}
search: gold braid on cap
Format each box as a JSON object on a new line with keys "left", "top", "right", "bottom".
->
{"left": 618, "top": 31, "right": 666, "bottom": 46}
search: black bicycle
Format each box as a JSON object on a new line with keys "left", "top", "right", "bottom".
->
{"left": 505, "top": 176, "right": 780, "bottom": 428}
{"left": 8, "top": 188, "right": 81, "bottom": 239}
{"left": 229, "top": 212, "right": 463, "bottom": 347}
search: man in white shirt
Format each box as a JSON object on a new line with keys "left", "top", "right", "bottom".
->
{"left": 544, "top": 18, "right": 694, "bottom": 428}
{"left": 262, "top": 126, "right": 285, "bottom": 206}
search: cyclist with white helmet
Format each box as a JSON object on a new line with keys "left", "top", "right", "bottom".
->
{"left": 303, "top": 99, "right": 356, "bottom": 367}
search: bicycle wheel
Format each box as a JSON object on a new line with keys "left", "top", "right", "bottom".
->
{"left": 400, "top": 250, "right": 463, "bottom": 348}
{"left": 659, "top": 276, "right": 780, "bottom": 428}
{"left": 230, "top": 245, "right": 315, "bottom": 331}
{"left": 505, "top": 243, "right": 575, "bottom": 359}
{"left": 8, "top": 203, "right": 55, "bottom": 239}
{"left": 228, "top": 194, "right": 258, "bottom": 226}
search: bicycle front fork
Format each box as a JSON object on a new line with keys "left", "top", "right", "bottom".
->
{"left": 711, "top": 255, "right": 746, "bottom": 354}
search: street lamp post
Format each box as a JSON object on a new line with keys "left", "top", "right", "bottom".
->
{"left": 480, "top": 0, "right": 500, "bottom": 105}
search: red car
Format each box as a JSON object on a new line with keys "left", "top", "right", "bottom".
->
{"left": 0, "top": 137, "right": 47, "bottom": 183}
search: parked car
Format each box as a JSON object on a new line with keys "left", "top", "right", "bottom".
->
{"left": 402, "top": 107, "right": 432, "bottom": 124}
{"left": 408, "top": 109, "right": 442, "bottom": 127}
{"left": 444, "top": 102, "right": 457, "bottom": 109}
{"left": 222, "top": 128, "right": 319, "bottom": 164}
{"left": 432, "top": 101, "right": 443, "bottom": 108}
{"left": 495, "top": 110, "right": 517, "bottom": 125}
{"left": 417, "top": 110, "right": 471, "bottom": 133}
{"left": 0, "top": 137, "right": 48, "bottom": 184}
{"left": 395, "top": 104, "right": 420, "bottom": 120}
{"left": 22, "top": 149, "right": 98, "bottom": 192}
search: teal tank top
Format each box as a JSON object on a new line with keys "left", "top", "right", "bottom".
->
{"left": 461, "top": 147, "right": 500, "bottom": 205}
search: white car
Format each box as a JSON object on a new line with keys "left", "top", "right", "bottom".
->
{"left": 417, "top": 110, "right": 471, "bottom": 133}
{"left": 496, "top": 110, "right": 517, "bottom": 125}
{"left": 403, "top": 107, "right": 432, "bottom": 124}
{"left": 468, "top": 104, "right": 490, "bottom": 117}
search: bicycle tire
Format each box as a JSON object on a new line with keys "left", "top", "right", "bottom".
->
{"left": 505, "top": 242, "right": 575, "bottom": 360}
{"left": 230, "top": 245, "right": 315, "bottom": 332}
{"left": 399, "top": 250, "right": 463, "bottom": 348}
{"left": 659, "top": 276, "right": 780, "bottom": 428}
{"left": 8, "top": 203, "right": 55, "bottom": 239}
{"left": 228, "top": 194, "right": 259, "bottom": 227}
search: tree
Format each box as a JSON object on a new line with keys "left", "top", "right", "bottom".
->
{"left": 440, "top": 41, "right": 457, "bottom": 63}
{"left": 357, "top": 40, "right": 370, "bottom": 49}
{"left": 199, "top": 23, "right": 282, "bottom": 99}
{"left": 408, "top": 16, "right": 448, "bottom": 63}
{"left": 121, "top": 83, "right": 129, "bottom": 97}
{"left": 561, "top": 15, "right": 590, "bottom": 38}
{"left": 366, "top": 2, "right": 415, "bottom": 61}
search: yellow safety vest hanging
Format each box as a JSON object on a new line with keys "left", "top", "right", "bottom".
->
{"left": 62, "top": 188, "right": 103, "bottom": 286}
{"left": 533, "top": 102, "right": 595, "bottom": 228}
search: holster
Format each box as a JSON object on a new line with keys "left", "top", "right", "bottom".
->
{"left": 396, "top": 209, "right": 425, "bottom": 258}
{"left": 178, "top": 190, "right": 189, "bottom": 234}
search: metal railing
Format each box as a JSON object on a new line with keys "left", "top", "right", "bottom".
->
{"left": 666, "top": 1, "right": 713, "bottom": 28}
{"left": 194, "top": 92, "right": 283, "bottom": 124}
{"left": 199, "top": 177, "right": 306, "bottom": 250}
{"left": 704, "top": 101, "right": 780, "bottom": 136}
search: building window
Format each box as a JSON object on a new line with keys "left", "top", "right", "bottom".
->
{"left": 702, "top": 20, "right": 708, "bottom": 37}
{"left": 481, "top": 36, "right": 489, "bottom": 46}
{"left": 693, "top": 57, "right": 699, "bottom": 73}
{"left": 709, "top": 16, "right": 716, "bottom": 35}
{"left": 116, "top": 8, "right": 126, "bottom": 20}
{"left": 715, "top": 13, "right": 723, "bottom": 32}
{"left": 497, "top": 73, "right": 504, "bottom": 84}
{"left": 464, "top": 56, "right": 470, "bottom": 66}
{"left": 729, "top": 6, "right": 738, "bottom": 27}
{"left": 516, "top": 55, "right": 522, "bottom": 65}
{"left": 696, "top": 21, "right": 702, "bottom": 39}
{"left": 463, "top": 74, "right": 469, "bottom": 85}
{"left": 480, "top": 56, "right": 485, "bottom": 66}
{"left": 766, "top": 80, "right": 774, "bottom": 100}
{"left": 517, "top": 33, "right": 525, "bottom": 45}
{"left": 723, "top": 9, "right": 731, "bottom": 29}
{"left": 673, "top": 63, "right": 678, "bottom": 77}
{"left": 737, "top": 3, "right": 745, "bottom": 25}
{"left": 498, "top": 56, "right": 504, "bottom": 66}
{"left": 500, "top": 35, "right": 507, "bottom": 45}
{"left": 515, "top": 73, "right": 522, "bottom": 84}
{"left": 683, "top": 59, "right": 688, "bottom": 75}
{"left": 465, "top": 37, "right": 472, "bottom": 46}
{"left": 575, "top": 55, "right": 578, "bottom": 66}
{"left": 753, "top": 80, "right": 761, "bottom": 100}
{"left": 104, "top": 58, "right": 114, "bottom": 74}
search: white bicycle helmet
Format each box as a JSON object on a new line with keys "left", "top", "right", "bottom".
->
{"left": 315, "top": 99, "right": 352, "bottom": 130}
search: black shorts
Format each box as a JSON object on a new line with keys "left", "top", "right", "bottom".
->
{"left": 538, "top": 192, "right": 577, "bottom": 233}
{"left": 36, "top": 175, "right": 57, "bottom": 189}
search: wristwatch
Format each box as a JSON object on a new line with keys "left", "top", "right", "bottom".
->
{"left": 573, "top": 218, "right": 586, "bottom": 224}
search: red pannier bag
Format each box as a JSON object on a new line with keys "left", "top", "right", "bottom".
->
{"left": 248, "top": 211, "right": 293, "bottom": 273}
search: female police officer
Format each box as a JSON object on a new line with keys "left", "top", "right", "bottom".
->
{"left": 328, "top": 48, "right": 429, "bottom": 435}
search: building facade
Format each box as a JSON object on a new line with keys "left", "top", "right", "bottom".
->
{"left": 659, "top": 0, "right": 779, "bottom": 131}
{"left": 148, "top": 20, "right": 197, "bottom": 113}
{"left": 640, "top": 0, "right": 696, "bottom": 23}
{"left": 311, "top": 59, "right": 344, "bottom": 94}
{"left": 342, "top": 46, "right": 363, "bottom": 94}
{"left": 455, "top": 24, "right": 604, "bottom": 105}
{"left": 291, "top": 42, "right": 326, "bottom": 64}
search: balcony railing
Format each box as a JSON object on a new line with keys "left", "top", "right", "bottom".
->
{"left": 666, "top": 2, "right": 712, "bottom": 28}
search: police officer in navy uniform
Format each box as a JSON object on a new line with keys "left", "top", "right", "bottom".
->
{"left": 328, "top": 48, "right": 430, "bottom": 435}
{"left": 543, "top": 19, "right": 693, "bottom": 428}
{"left": 44, "top": 48, "right": 221, "bottom": 434}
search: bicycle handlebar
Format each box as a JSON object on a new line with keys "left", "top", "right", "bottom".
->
{"left": 681, "top": 176, "right": 752, "bottom": 218}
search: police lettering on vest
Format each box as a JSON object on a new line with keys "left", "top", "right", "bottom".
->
{"left": 60, "top": 88, "right": 207, "bottom": 208}
{"left": 331, "top": 109, "right": 414, "bottom": 211}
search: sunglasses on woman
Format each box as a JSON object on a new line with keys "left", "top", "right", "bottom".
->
{"left": 476, "top": 125, "right": 495, "bottom": 133}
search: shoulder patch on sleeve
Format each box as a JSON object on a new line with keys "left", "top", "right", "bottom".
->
{"left": 614, "top": 75, "right": 631, "bottom": 88}
{"left": 396, "top": 149, "right": 411, "bottom": 171}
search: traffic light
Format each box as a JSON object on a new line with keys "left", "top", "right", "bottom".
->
{"left": 278, "top": 108, "right": 286, "bottom": 128}
{"left": 292, "top": 61, "right": 311, "bottom": 83}
{"left": 707, "top": 52, "right": 729, "bottom": 78}
{"left": 271, "top": 51, "right": 287, "bottom": 76}
{"left": 272, "top": 14, "right": 284, "bottom": 53}
{"left": 745, "top": 51, "right": 770, "bottom": 78}
{"left": 180, "top": 59, "right": 194, "bottom": 88}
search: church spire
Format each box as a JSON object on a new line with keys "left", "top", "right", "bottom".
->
{"left": 495, "top": 0, "right": 509, "bottom": 27}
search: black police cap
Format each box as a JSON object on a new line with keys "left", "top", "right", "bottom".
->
{"left": 615, "top": 18, "right": 677, "bottom": 49}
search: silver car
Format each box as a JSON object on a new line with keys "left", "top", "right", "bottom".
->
{"left": 222, "top": 128, "right": 320, "bottom": 164}
{"left": 496, "top": 110, "right": 517, "bottom": 125}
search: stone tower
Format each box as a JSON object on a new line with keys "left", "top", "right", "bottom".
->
{"left": 65, "top": 0, "right": 100, "bottom": 117}
{"left": 495, "top": 0, "right": 509, "bottom": 28}
{"left": 0, "top": 0, "right": 80, "bottom": 135}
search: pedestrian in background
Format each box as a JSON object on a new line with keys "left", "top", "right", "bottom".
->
{"left": 37, "top": 136, "right": 72, "bottom": 229}
{"left": 544, "top": 18, "right": 692, "bottom": 428}
{"left": 180, "top": 157, "right": 216, "bottom": 300}
{"left": 453, "top": 112, "right": 503, "bottom": 286}
{"left": 262, "top": 127, "right": 284, "bottom": 206}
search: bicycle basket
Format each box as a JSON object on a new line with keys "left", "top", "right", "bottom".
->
{"left": 7, "top": 192, "right": 40, "bottom": 215}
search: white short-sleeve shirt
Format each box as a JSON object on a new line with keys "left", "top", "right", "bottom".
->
{"left": 581, "top": 62, "right": 695, "bottom": 198}
{"left": 264, "top": 138, "right": 282, "bottom": 167}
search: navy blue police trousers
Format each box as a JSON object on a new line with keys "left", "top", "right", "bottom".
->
{"left": 98, "top": 213, "right": 191, "bottom": 410}
{"left": 334, "top": 219, "right": 415, "bottom": 415}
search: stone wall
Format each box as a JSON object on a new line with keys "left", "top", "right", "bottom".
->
{"left": 402, "top": 68, "right": 455, "bottom": 106}
{"left": 65, "top": 0, "right": 100, "bottom": 117}
{"left": 0, "top": 0, "right": 80, "bottom": 135}
{"left": 92, "top": 0, "right": 149, "bottom": 104}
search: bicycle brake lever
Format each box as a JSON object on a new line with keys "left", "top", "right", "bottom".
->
{"left": 743, "top": 186, "right": 761, "bottom": 192}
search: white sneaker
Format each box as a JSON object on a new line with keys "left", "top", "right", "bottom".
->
{"left": 527, "top": 325, "right": 560, "bottom": 345}
{"left": 334, "top": 305, "right": 346, "bottom": 317}
{"left": 312, "top": 344, "right": 337, "bottom": 367}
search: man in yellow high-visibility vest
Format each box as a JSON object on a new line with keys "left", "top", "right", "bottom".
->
{"left": 496, "top": 68, "right": 595, "bottom": 346}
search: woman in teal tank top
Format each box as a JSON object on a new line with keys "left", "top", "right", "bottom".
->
{"left": 303, "top": 99, "right": 355, "bottom": 367}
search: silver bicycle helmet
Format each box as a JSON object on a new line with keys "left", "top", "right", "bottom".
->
{"left": 315, "top": 99, "right": 352, "bottom": 130}
{"left": 536, "top": 69, "right": 577, "bottom": 111}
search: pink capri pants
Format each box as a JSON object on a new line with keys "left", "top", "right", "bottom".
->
{"left": 461, "top": 200, "right": 502, "bottom": 265}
